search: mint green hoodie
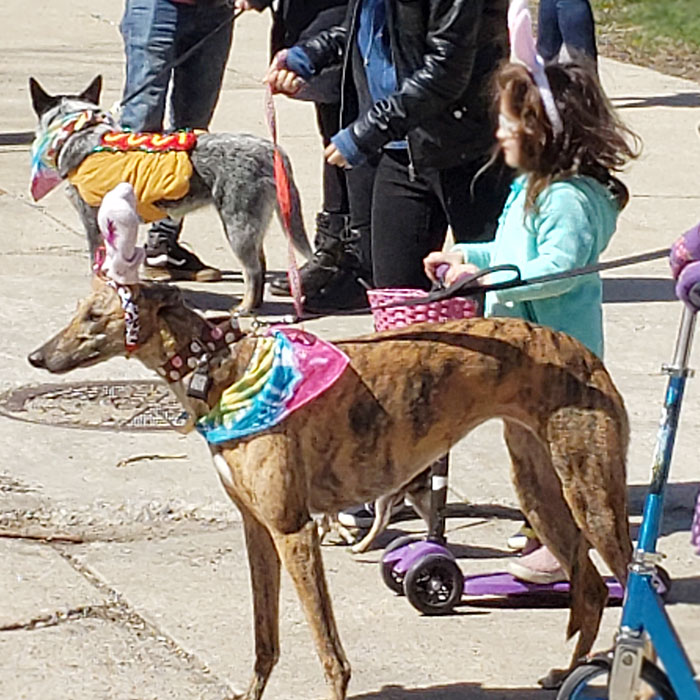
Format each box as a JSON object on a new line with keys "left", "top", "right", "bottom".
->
{"left": 453, "top": 174, "right": 621, "bottom": 358}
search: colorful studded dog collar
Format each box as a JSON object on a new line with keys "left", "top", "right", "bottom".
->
{"left": 156, "top": 318, "right": 243, "bottom": 383}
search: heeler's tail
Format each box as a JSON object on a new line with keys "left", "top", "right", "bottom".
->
{"left": 275, "top": 149, "right": 312, "bottom": 260}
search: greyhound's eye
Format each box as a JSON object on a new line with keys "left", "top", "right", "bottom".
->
{"left": 86, "top": 309, "right": 102, "bottom": 323}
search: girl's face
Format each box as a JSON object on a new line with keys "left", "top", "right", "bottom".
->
{"left": 496, "top": 97, "right": 522, "bottom": 169}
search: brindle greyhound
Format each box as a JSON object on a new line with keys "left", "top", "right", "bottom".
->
{"left": 28, "top": 277, "right": 632, "bottom": 699}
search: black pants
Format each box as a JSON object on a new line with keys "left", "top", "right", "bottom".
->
{"left": 315, "top": 101, "right": 349, "bottom": 215}
{"left": 347, "top": 149, "right": 512, "bottom": 289}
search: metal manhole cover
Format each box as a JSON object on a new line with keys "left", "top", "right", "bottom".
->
{"left": 0, "top": 380, "right": 188, "bottom": 431}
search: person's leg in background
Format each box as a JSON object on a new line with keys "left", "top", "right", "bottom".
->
{"left": 371, "top": 150, "right": 447, "bottom": 290}
{"left": 119, "top": 0, "right": 229, "bottom": 281}
{"left": 270, "top": 101, "right": 356, "bottom": 304}
{"left": 119, "top": 0, "right": 177, "bottom": 132}
{"left": 442, "top": 156, "right": 513, "bottom": 245}
{"left": 537, "top": 0, "right": 597, "bottom": 64}
{"left": 273, "top": 101, "right": 374, "bottom": 311}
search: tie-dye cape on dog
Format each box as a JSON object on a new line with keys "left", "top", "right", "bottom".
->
{"left": 197, "top": 328, "right": 349, "bottom": 444}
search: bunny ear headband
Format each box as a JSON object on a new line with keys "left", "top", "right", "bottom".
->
{"left": 508, "top": 0, "right": 563, "bottom": 136}
{"left": 96, "top": 183, "right": 146, "bottom": 351}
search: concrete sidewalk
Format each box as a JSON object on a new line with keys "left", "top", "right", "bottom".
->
{"left": 1, "top": 2, "right": 699, "bottom": 698}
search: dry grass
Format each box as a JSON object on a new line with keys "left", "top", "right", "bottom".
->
{"left": 593, "top": 0, "right": 700, "bottom": 83}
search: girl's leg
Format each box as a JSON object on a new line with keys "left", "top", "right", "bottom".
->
{"left": 371, "top": 150, "right": 447, "bottom": 289}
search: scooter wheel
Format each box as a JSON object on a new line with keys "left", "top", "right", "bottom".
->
{"left": 380, "top": 535, "right": 419, "bottom": 595}
{"left": 653, "top": 565, "right": 672, "bottom": 598}
{"left": 556, "top": 657, "right": 677, "bottom": 699}
{"left": 403, "top": 553, "right": 463, "bottom": 615}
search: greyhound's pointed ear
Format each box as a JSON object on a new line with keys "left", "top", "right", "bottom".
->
{"left": 29, "top": 77, "right": 57, "bottom": 117}
{"left": 80, "top": 75, "right": 103, "bottom": 106}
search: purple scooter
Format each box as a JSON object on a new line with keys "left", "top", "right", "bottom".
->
{"left": 379, "top": 264, "right": 667, "bottom": 615}
{"left": 379, "top": 453, "right": 672, "bottom": 616}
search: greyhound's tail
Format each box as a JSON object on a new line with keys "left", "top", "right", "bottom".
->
{"left": 276, "top": 151, "right": 313, "bottom": 260}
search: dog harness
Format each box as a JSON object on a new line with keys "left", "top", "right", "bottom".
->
{"left": 196, "top": 328, "right": 349, "bottom": 444}
{"left": 68, "top": 131, "right": 198, "bottom": 223}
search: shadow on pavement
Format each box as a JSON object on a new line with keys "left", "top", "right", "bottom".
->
{"left": 611, "top": 93, "right": 700, "bottom": 109}
{"left": 351, "top": 682, "right": 556, "bottom": 699}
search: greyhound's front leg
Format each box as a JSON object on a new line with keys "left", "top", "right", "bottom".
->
{"left": 240, "top": 509, "right": 282, "bottom": 700}
{"left": 274, "top": 520, "right": 351, "bottom": 700}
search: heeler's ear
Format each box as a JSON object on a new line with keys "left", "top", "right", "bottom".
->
{"left": 29, "top": 77, "right": 57, "bottom": 117}
{"left": 80, "top": 75, "right": 103, "bottom": 106}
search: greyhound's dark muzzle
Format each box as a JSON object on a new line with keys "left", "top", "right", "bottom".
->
{"left": 27, "top": 348, "right": 47, "bottom": 369}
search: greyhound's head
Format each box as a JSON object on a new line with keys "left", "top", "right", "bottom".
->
{"left": 29, "top": 75, "right": 103, "bottom": 129}
{"left": 28, "top": 277, "right": 184, "bottom": 374}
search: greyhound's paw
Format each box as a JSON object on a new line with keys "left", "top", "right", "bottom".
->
{"left": 538, "top": 668, "right": 567, "bottom": 690}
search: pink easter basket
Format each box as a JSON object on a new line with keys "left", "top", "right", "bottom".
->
{"left": 366, "top": 287, "right": 482, "bottom": 332}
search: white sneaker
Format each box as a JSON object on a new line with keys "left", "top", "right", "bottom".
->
{"left": 506, "top": 523, "right": 538, "bottom": 551}
{"left": 337, "top": 502, "right": 406, "bottom": 528}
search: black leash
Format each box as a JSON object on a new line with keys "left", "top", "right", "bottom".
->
{"left": 120, "top": 5, "right": 244, "bottom": 109}
{"left": 301, "top": 246, "right": 672, "bottom": 321}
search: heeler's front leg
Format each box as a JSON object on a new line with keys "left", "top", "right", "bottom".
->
{"left": 66, "top": 184, "right": 101, "bottom": 262}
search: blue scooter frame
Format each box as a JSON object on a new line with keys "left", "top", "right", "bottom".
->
{"left": 558, "top": 302, "right": 700, "bottom": 699}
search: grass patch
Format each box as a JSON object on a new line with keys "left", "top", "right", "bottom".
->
{"left": 592, "top": 0, "right": 700, "bottom": 82}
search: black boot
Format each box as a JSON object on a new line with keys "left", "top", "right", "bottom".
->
{"left": 302, "top": 225, "right": 373, "bottom": 313}
{"left": 270, "top": 211, "right": 352, "bottom": 298}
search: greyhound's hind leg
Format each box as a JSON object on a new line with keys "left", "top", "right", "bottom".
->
{"left": 273, "top": 520, "right": 351, "bottom": 700}
{"left": 503, "top": 420, "right": 608, "bottom": 684}
{"left": 239, "top": 509, "right": 282, "bottom": 700}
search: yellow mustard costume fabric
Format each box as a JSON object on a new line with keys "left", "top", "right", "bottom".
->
{"left": 68, "top": 150, "right": 193, "bottom": 223}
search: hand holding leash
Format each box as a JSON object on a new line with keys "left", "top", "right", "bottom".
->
{"left": 264, "top": 50, "right": 304, "bottom": 96}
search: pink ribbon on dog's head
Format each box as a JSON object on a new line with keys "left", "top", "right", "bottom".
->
{"left": 508, "top": 0, "right": 563, "bottom": 136}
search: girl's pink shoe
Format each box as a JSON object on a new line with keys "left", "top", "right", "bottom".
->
{"left": 506, "top": 544, "right": 568, "bottom": 584}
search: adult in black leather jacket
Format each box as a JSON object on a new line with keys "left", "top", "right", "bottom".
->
{"left": 268, "top": 0, "right": 512, "bottom": 291}
{"left": 298, "top": 0, "right": 509, "bottom": 171}
{"left": 238, "top": 0, "right": 374, "bottom": 312}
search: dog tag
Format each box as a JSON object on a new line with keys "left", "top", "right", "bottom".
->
{"left": 187, "top": 366, "right": 212, "bottom": 401}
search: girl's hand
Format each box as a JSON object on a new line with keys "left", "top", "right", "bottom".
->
{"left": 423, "top": 251, "right": 465, "bottom": 284}
{"left": 444, "top": 262, "right": 480, "bottom": 287}
{"left": 325, "top": 143, "right": 349, "bottom": 168}
{"left": 264, "top": 51, "right": 303, "bottom": 96}
{"left": 670, "top": 222, "right": 700, "bottom": 279}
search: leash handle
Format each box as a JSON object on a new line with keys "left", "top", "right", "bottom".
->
{"left": 265, "top": 85, "right": 303, "bottom": 319}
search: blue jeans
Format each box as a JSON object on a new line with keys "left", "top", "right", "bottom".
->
{"left": 120, "top": 0, "right": 233, "bottom": 246}
{"left": 536, "top": 0, "right": 597, "bottom": 63}
{"left": 120, "top": 0, "right": 234, "bottom": 132}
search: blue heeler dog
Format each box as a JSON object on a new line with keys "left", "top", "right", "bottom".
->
{"left": 29, "top": 76, "right": 312, "bottom": 312}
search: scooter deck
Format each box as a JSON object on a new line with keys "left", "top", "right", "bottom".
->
{"left": 462, "top": 572, "right": 624, "bottom": 600}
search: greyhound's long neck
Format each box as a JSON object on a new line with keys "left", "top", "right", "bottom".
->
{"left": 136, "top": 304, "right": 256, "bottom": 420}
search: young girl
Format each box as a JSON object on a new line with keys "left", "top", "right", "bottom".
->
{"left": 425, "top": 59, "right": 640, "bottom": 583}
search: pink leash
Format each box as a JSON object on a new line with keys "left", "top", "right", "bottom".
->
{"left": 265, "top": 85, "right": 303, "bottom": 320}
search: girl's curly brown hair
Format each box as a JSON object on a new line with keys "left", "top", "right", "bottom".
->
{"left": 496, "top": 61, "right": 641, "bottom": 212}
